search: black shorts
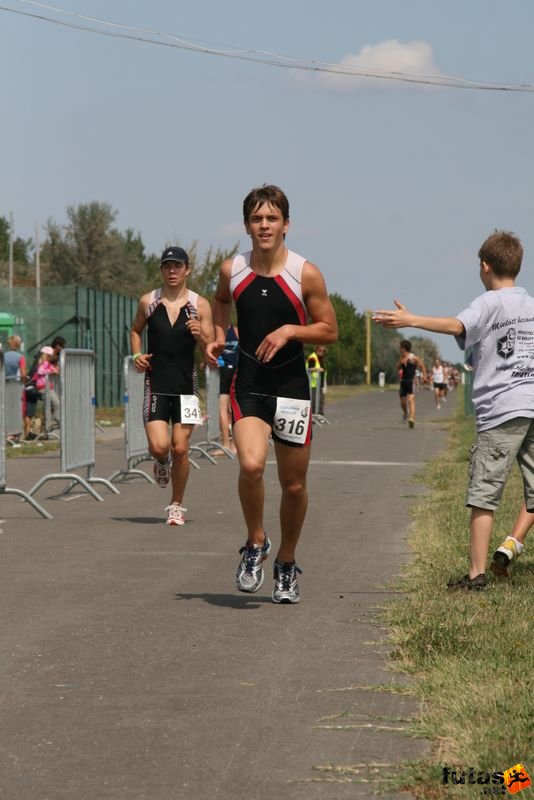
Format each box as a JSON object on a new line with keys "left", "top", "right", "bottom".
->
{"left": 231, "top": 391, "right": 312, "bottom": 448}
{"left": 399, "top": 381, "right": 414, "bottom": 398}
{"left": 219, "top": 366, "right": 235, "bottom": 395}
{"left": 143, "top": 392, "right": 181, "bottom": 424}
{"left": 433, "top": 382, "right": 447, "bottom": 391}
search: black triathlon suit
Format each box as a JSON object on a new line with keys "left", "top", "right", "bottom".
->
{"left": 143, "top": 289, "right": 198, "bottom": 424}
{"left": 229, "top": 250, "right": 312, "bottom": 447}
{"left": 399, "top": 358, "right": 417, "bottom": 397}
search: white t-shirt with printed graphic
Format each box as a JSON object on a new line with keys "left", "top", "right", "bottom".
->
{"left": 455, "top": 287, "right": 534, "bottom": 431}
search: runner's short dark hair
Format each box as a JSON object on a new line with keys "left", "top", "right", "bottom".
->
{"left": 243, "top": 185, "right": 289, "bottom": 223}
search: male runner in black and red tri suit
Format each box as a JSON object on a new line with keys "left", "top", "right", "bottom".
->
{"left": 207, "top": 185, "right": 337, "bottom": 603}
{"left": 131, "top": 246, "right": 214, "bottom": 526}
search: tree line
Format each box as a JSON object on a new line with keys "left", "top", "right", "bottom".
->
{"left": 0, "top": 202, "right": 445, "bottom": 384}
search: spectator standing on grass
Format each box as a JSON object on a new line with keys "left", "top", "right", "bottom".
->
{"left": 131, "top": 246, "right": 214, "bottom": 526}
{"left": 206, "top": 184, "right": 337, "bottom": 604}
{"left": 374, "top": 230, "right": 534, "bottom": 591}
{"left": 23, "top": 346, "right": 56, "bottom": 438}
{"left": 5, "top": 335, "right": 27, "bottom": 382}
{"left": 5, "top": 335, "right": 27, "bottom": 438}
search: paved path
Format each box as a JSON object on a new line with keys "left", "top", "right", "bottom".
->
{"left": 1, "top": 388, "right": 456, "bottom": 800}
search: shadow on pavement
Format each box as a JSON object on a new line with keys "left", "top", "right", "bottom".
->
{"left": 175, "top": 592, "right": 273, "bottom": 609}
{"left": 110, "top": 516, "right": 165, "bottom": 525}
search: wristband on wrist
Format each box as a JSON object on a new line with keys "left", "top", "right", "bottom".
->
{"left": 132, "top": 353, "right": 142, "bottom": 361}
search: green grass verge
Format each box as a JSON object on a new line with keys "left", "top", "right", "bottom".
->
{"left": 383, "top": 398, "right": 534, "bottom": 797}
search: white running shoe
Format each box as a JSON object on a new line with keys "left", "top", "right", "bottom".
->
{"left": 153, "top": 458, "right": 171, "bottom": 487}
{"left": 236, "top": 534, "right": 271, "bottom": 593}
{"left": 272, "top": 560, "right": 302, "bottom": 604}
{"left": 165, "top": 503, "right": 187, "bottom": 526}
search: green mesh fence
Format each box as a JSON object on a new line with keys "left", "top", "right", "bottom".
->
{"left": 0, "top": 286, "right": 138, "bottom": 407}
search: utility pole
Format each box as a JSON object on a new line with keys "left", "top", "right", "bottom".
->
{"left": 8, "top": 211, "right": 14, "bottom": 303}
{"left": 35, "top": 221, "right": 41, "bottom": 298}
{"left": 365, "top": 310, "right": 371, "bottom": 385}
{"left": 35, "top": 221, "right": 42, "bottom": 345}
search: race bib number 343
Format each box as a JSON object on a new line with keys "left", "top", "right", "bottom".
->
{"left": 181, "top": 395, "right": 203, "bottom": 425}
{"left": 273, "top": 397, "right": 311, "bottom": 444}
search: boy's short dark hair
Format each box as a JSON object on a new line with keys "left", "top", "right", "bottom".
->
{"left": 243, "top": 185, "right": 289, "bottom": 223}
{"left": 51, "top": 336, "right": 66, "bottom": 349}
{"left": 400, "top": 339, "right": 412, "bottom": 351}
{"left": 478, "top": 230, "right": 523, "bottom": 278}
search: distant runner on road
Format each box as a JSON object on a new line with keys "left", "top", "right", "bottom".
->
{"left": 398, "top": 339, "right": 427, "bottom": 428}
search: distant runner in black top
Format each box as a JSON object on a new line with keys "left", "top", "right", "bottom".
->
{"left": 398, "top": 339, "right": 427, "bottom": 428}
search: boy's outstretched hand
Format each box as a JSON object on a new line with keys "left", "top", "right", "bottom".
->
{"left": 372, "top": 300, "right": 414, "bottom": 328}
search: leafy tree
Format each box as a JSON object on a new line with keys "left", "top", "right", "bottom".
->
{"left": 370, "top": 325, "right": 402, "bottom": 383}
{"left": 188, "top": 243, "right": 239, "bottom": 300}
{"left": 0, "top": 214, "right": 32, "bottom": 270}
{"left": 319, "top": 293, "right": 366, "bottom": 384}
{"left": 410, "top": 336, "right": 440, "bottom": 370}
{"left": 41, "top": 202, "right": 146, "bottom": 296}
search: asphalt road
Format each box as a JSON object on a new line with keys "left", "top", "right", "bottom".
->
{"left": 1, "top": 387, "right": 456, "bottom": 800}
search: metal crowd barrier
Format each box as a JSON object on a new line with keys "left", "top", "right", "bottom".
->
{"left": 193, "top": 366, "right": 235, "bottom": 461}
{"left": 307, "top": 368, "right": 330, "bottom": 425}
{"left": 109, "top": 357, "right": 156, "bottom": 484}
{"left": 5, "top": 379, "right": 25, "bottom": 444}
{"left": 28, "top": 349, "right": 119, "bottom": 501}
{"left": 0, "top": 353, "right": 52, "bottom": 519}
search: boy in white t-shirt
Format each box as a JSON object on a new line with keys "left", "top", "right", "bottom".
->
{"left": 373, "top": 230, "right": 534, "bottom": 590}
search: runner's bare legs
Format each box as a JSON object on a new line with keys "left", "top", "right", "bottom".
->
{"left": 232, "top": 417, "right": 271, "bottom": 546}
{"left": 169, "top": 423, "right": 193, "bottom": 504}
{"left": 275, "top": 441, "right": 310, "bottom": 563}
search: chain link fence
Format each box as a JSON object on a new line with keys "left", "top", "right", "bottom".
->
{"left": 0, "top": 286, "right": 137, "bottom": 407}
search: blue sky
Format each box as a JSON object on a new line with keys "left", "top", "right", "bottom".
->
{"left": 2, "top": 0, "right": 534, "bottom": 362}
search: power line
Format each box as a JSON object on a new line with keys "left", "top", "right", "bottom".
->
{"left": 2, "top": 0, "right": 534, "bottom": 93}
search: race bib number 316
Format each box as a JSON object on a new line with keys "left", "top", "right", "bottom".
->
{"left": 181, "top": 395, "right": 203, "bottom": 425}
{"left": 273, "top": 397, "right": 311, "bottom": 444}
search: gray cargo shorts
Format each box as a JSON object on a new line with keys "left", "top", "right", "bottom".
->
{"left": 466, "top": 417, "right": 534, "bottom": 511}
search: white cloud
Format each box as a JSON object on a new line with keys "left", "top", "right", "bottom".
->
{"left": 316, "top": 39, "right": 442, "bottom": 91}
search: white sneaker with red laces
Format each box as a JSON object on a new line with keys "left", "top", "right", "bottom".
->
{"left": 165, "top": 503, "right": 187, "bottom": 526}
{"left": 153, "top": 458, "right": 171, "bottom": 487}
